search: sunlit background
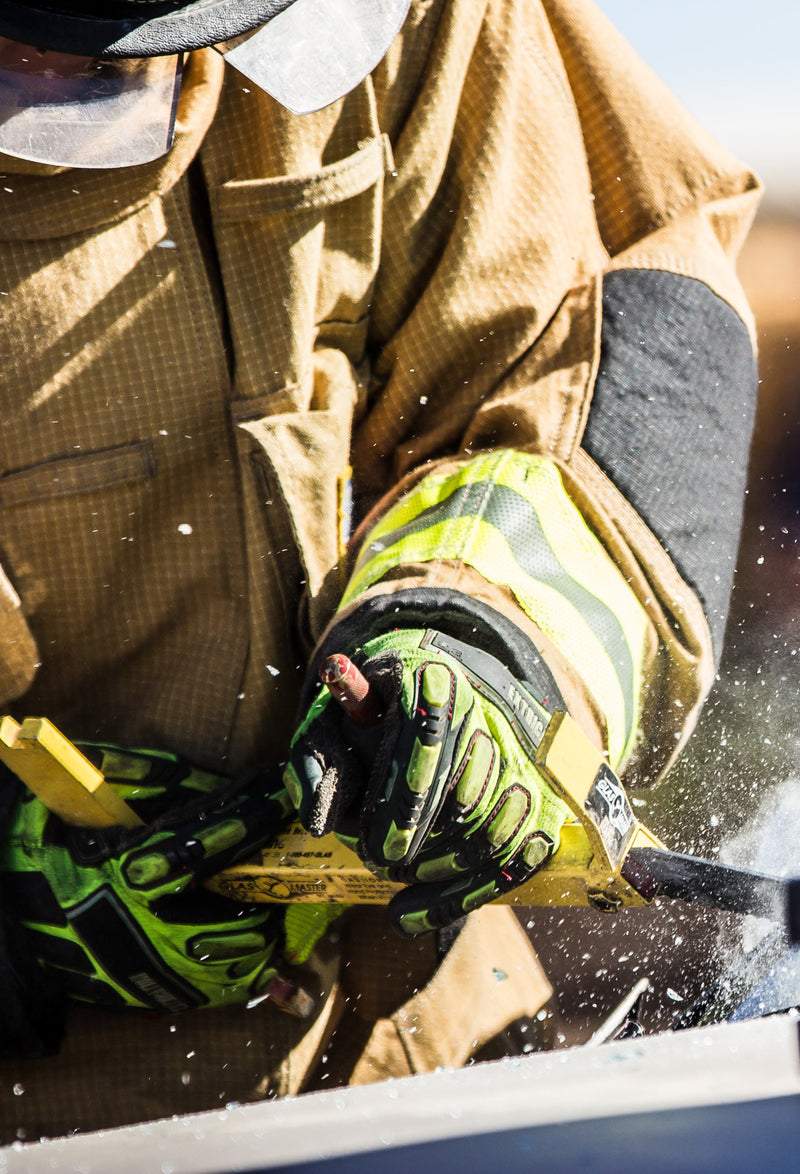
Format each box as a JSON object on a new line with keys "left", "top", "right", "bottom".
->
{"left": 600, "top": 1, "right": 800, "bottom": 210}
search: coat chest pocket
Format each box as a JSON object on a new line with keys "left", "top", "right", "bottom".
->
{"left": 0, "top": 440, "right": 157, "bottom": 691}
{"left": 0, "top": 440, "right": 156, "bottom": 608}
{"left": 211, "top": 133, "right": 393, "bottom": 402}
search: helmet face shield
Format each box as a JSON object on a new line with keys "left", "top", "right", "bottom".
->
{"left": 0, "top": 0, "right": 412, "bottom": 170}
{"left": 0, "top": 38, "right": 182, "bottom": 168}
{"left": 220, "top": 0, "right": 413, "bottom": 115}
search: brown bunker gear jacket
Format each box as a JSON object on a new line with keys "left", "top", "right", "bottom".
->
{"left": 0, "top": 0, "right": 758, "bottom": 782}
{"left": 0, "top": 0, "right": 759, "bottom": 1135}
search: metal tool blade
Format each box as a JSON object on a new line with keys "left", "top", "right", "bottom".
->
{"left": 626, "top": 846, "right": 789, "bottom": 920}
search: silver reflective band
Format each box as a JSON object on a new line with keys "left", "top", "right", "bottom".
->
{"left": 0, "top": 38, "right": 181, "bottom": 169}
{"left": 221, "top": 0, "right": 412, "bottom": 115}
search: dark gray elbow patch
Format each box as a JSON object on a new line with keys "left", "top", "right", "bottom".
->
{"left": 582, "top": 269, "right": 758, "bottom": 665}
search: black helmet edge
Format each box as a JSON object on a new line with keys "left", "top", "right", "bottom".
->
{"left": 0, "top": 0, "right": 298, "bottom": 59}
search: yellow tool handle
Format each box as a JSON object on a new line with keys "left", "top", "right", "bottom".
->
{"left": 204, "top": 817, "right": 661, "bottom": 909}
{"left": 0, "top": 716, "right": 143, "bottom": 829}
{"left": 0, "top": 710, "right": 662, "bottom": 912}
{"left": 205, "top": 712, "right": 665, "bottom": 911}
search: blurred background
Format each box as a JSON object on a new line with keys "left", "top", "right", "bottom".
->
{"left": 601, "top": 1, "right": 799, "bottom": 209}
{"left": 527, "top": 1, "right": 800, "bottom": 1044}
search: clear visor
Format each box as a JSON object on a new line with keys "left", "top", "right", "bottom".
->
{"left": 220, "top": 0, "right": 412, "bottom": 116}
{"left": 0, "top": 37, "right": 182, "bottom": 169}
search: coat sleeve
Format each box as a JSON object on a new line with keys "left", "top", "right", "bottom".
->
{"left": 330, "top": 0, "right": 761, "bottom": 785}
{"left": 358, "top": 0, "right": 760, "bottom": 485}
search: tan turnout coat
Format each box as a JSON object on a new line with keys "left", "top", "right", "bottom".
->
{"left": 0, "top": 0, "right": 759, "bottom": 783}
{"left": 0, "top": 0, "right": 760, "bottom": 1136}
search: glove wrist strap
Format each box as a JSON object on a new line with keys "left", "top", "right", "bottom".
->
{"left": 303, "top": 587, "right": 564, "bottom": 717}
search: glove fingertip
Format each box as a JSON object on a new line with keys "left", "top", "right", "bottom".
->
{"left": 283, "top": 755, "right": 333, "bottom": 837}
{"left": 389, "top": 902, "right": 436, "bottom": 938}
{"left": 281, "top": 762, "right": 305, "bottom": 813}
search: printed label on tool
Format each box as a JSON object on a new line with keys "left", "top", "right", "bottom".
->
{"left": 209, "top": 870, "right": 401, "bottom": 905}
{"left": 585, "top": 764, "right": 636, "bottom": 870}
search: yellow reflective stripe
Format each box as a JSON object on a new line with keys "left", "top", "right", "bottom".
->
{"left": 343, "top": 452, "right": 649, "bottom": 767}
{"left": 355, "top": 512, "right": 631, "bottom": 763}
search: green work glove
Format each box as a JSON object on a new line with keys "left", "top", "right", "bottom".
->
{"left": 0, "top": 746, "right": 292, "bottom": 1012}
{"left": 285, "top": 628, "right": 570, "bottom": 936}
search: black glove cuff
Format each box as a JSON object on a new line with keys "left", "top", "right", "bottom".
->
{"left": 300, "top": 587, "right": 566, "bottom": 720}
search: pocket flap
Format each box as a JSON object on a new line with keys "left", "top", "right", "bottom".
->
{"left": 238, "top": 411, "right": 350, "bottom": 602}
{"left": 0, "top": 566, "right": 39, "bottom": 705}
{"left": 215, "top": 134, "right": 394, "bottom": 220}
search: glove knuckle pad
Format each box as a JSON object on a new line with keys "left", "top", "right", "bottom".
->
{"left": 451, "top": 728, "right": 496, "bottom": 813}
{"left": 483, "top": 783, "right": 532, "bottom": 853}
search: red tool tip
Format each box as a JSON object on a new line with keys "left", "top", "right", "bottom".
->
{"left": 319, "top": 654, "right": 382, "bottom": 727}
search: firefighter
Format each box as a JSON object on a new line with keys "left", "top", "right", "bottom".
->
{"left": 0, "top": 0, "right": 759, "bottom": 1140}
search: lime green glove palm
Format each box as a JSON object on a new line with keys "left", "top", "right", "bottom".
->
{"left": 285, "top": 629, "right": 570, "bottom": 935}
{"left": 1, "top": 746, "right": 292, "bottom": 1011}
